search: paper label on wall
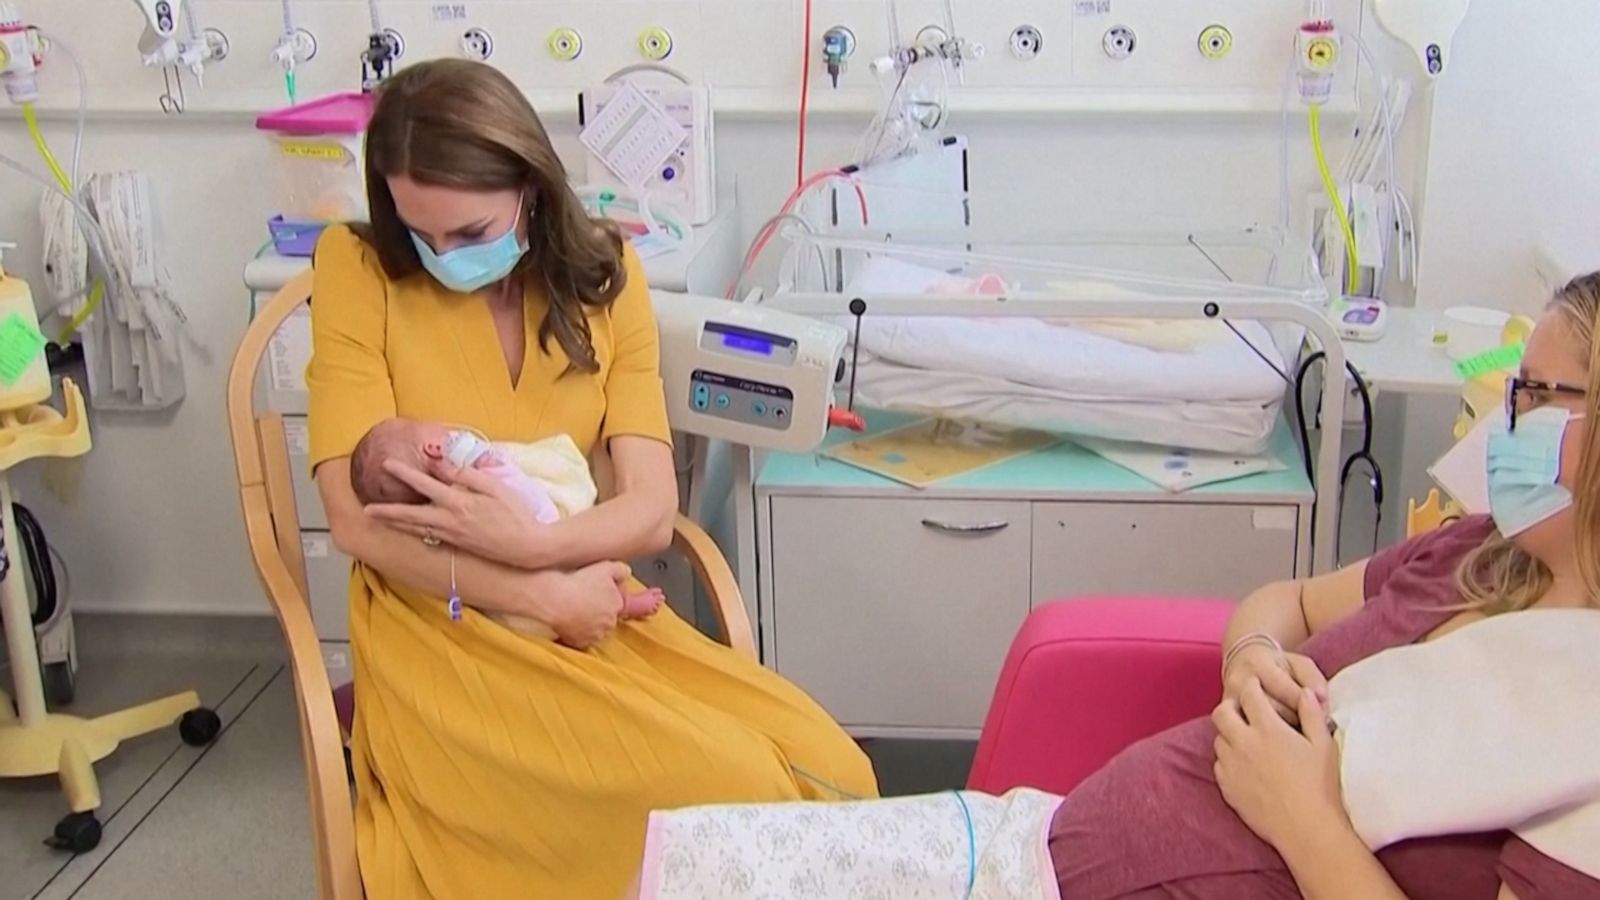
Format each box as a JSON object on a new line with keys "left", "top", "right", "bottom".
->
{"left": 430, "top": 3, "right": 468, "bottom": 22}
{"left": 280, "top": 142, "right": 347, "bottom": 162}
{"left": 302, "top": 535, "right": 330, "bottom": 559}
{"left": 1252, "top": 507, "right": 1298, "bottom": 532}
{"left": 1074, "top": 0, "right": 1113, "bottom": 16}
{"left": 283, "top": 419, "right": 310, "bottom": 456}
{"left": 269, "top": 306, "right": 312, "bottom": 394}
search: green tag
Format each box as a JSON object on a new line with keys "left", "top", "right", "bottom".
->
{"left": 0, "top": 312, "right": 46, "bottom": 387}
{"left": 1454, "top": 343, "right": 1525, "bottom": 381}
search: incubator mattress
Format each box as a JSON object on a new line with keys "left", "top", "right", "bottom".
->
{"left": 848, "top": 315, "right": 1295, "bottom": 455}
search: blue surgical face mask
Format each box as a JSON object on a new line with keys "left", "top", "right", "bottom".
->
{"left": 1486, "top": 405, "right": 1585, "bottom": 537}
{"left": 410, "top": 212, "right": 527, "bottom": 293}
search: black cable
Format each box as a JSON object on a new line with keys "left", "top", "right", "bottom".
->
{"left": 1294, "top": 351, "right": 1383, "bottom": 554}
{"left": 18, "top": 504, "right": 58, "bottom": 627}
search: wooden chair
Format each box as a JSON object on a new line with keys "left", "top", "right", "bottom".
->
{"left": 226, "top": 273, "right": 756, "bottom": 900}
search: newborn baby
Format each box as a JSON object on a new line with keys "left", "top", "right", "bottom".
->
{"left": 350, "top": 418, "right": 664, "bottom": 639}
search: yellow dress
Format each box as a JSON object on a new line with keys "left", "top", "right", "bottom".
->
{"left": 306, "top": 226, "right": 877, "bottom": 899}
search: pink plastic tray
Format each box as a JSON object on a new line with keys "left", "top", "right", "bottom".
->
{"left": 256, "top": 92, "right": 374, "bottom": 135}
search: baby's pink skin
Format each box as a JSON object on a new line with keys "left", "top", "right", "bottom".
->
{"left": 422, "top": 438, "right": 562, "bottom": 524}
{"left": 621, "top": 587, "right": 665, "bottom": 620}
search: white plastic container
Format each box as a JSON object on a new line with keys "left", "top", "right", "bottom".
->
{"left": 1443, "top": 306, "right": 1512, "bottom": 362}
{"left": 255, "top": 93, "right": 374, "bottom": 236}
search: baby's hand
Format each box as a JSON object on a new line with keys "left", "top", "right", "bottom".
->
{"left": 620, "top": 587, "right": 665, "bottom": 620}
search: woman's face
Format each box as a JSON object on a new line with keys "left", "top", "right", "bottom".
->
{"left": 1517, "top": 310, "right": 1590, "bottom": 491}
{"left": 387, "top": 174, "right": 526, "bottom": 254}
{"left": 1505, "top": 309, "right": 1591, "bottom": 555}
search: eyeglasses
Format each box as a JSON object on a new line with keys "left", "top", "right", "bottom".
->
{"left": 1504, "top": 376, "right": 1588, "bottom": 431}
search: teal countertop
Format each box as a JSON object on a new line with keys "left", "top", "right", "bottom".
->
{"left": 757, "top": 410, "right": 1314, "bottom": 500}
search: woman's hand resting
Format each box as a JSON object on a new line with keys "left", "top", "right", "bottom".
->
{"left": 365, "top": 458, "right": 549, "bottom": 568}
{"left": 1224, "top": 645, "right": 1328, "bottom": 727}
{"left": 541, "top": 561, "right": 630, "bottom": 650}
{"left": 1213, "top": 679, "right": 1347, "bottom": 855}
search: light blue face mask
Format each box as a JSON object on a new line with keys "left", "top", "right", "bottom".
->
{"left": 410, "top": 214, "right": 527, "bottom": 294}
{"left": 1486, "top": 405, "right": 1584, "bottom": 537}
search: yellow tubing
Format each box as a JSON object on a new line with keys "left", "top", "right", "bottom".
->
{"left": 1309, "top": 104, "right": 1360, "bottom": 296}
{"left": 23, "top": 104, "right": 108, "bottom": 342}
{"left": 23, "top": 104, "right": 71, "bottom": 194}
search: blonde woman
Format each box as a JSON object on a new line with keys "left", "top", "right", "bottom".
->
{"left": 627, "top": 275, "right": 1600, "bottom": 900}
{"left": 307, "top": 60, "right": 874, "bottom": 899}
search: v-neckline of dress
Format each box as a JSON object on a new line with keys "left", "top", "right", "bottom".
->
{"left": 451, "top": 282, "right": 555, "bottom": 430}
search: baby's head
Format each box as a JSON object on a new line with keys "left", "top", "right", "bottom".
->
{"left": 350, "top": 418, "right": 455, "bottom": 505}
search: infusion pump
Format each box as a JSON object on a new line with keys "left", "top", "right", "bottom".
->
{"left": 654, "top": 291, "right": 848, "bottom": 454}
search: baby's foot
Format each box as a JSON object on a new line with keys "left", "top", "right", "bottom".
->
{"left": 621, "top": 587, "right": 666, "bottom": 619}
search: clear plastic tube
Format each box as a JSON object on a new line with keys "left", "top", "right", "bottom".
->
{"left": 367, "top": 0, "right": 384, "bottom": 32}
{"left": 1351, "top": 33, "right": 1402, "bottom": 294}
{"left": 36, "top": 33, "right": 88, "bottom": 190}
{"left": 0, "top": 149, "right": 118, "bottom": 324}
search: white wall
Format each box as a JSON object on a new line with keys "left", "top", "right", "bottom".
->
{"left": 0, "top": 0, "right": 1503, "bottom": 614}
{"left": 1388, "top": 0, "right": 1600, "bottom": 530}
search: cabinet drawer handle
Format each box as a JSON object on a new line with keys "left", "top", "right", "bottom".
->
{"left": 921, "top": 518, "right": 1011, "bottom": 535}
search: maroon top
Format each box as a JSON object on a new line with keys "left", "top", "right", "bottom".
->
{"left": 1048, "top": 516, "right": 1600, "bottom": 899}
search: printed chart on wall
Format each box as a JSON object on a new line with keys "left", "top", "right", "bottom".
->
{"left": 824, "top": 419, "right": 1060, "bottom": 488}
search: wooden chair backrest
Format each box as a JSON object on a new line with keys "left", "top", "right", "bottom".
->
{"left": 226, "top": 272, "right": 362, "bottom": 900}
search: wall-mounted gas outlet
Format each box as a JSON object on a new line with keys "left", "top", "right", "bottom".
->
{"left": 638, "top": 26, "right": 673, "bottom": 61}
{"left": 460, "top": 27, "right": 493, "bottom": 61}
{"left": 547, "top": 27, "right": 582, "bottom": 62}
{"left": 822, "top": 25, "right": 856, "bottom": 87}
{"left": 1009, "top": 25, "right": 1043, "bottom": 60}
{"left": 1102, "top": 25, "right": 1136, "bottom": 60}
{"left": 1198, "top": 24, "right": 1233, "bottom": 59}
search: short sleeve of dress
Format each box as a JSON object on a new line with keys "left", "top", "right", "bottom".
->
{"left": 1499, "top": 836, "right": 1600, "bottom": 899}
{"left": 306, "top": 225, "right": 396, "bottom": 471}
{"left": 599, "top": 242, "right": 672, "bottom": 447}
{"left": 1362, "top": 514, "right": 1497, "bottom": 601}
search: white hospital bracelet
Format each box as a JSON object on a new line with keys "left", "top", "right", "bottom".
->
{"left": 1222, "top": 632, "right": 1283, "bottom": 676}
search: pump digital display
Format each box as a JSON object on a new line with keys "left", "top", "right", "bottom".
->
{"left": 702, "top": 322, "right": 798, "bottom": 365}
{"left": 721, "top": 332, "right": 774, "bottom": 355}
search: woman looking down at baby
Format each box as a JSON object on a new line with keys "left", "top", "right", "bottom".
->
{"left": 305, "top": 59, "right": 874, "bottom": 898}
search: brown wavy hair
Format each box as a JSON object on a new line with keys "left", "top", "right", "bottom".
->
{"left": 358, "top": 59, "right": 624, "bottom": 372}
{"left": 1456, "top": 272, "right": 1600, "bottom": 613}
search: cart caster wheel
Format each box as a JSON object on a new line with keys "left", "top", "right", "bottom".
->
{"left": 179, "top": 708, "right": 222, "bottom": 746}
{"left": 45, "top": 811, "right": 101, "bottom": 853}
{"left": 43, "top": 661, "right": 76, "bottom": 707}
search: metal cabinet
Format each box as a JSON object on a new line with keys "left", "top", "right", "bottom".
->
{"left": 767, "top": 497, "right": 1033, "bottom": 735}
{"left": 1030, "top": 502, "right": 1301, "bottom": 604}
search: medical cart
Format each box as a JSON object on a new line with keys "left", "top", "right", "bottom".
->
{"left": 754, "top": 412, "right": 1312, "bottom": 739}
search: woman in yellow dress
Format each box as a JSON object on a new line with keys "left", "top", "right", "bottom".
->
{"left": 307, "top": 60, "right": 876, "bottom": 898}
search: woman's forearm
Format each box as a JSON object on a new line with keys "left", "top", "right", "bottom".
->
{"left": 1223, "top": 580, "right": 1312, "bottom": 654}
{"left": 1280, "top": 822, "right": 1408, "bottom": 900}
{"left": 534, "top": 490, "right": 674, "bottom": 570}
{"left": 317, "top": 459, "right": 567, "bottom": 621}
{"left": 335, "top": 511, "right": 562, "bottom": 618}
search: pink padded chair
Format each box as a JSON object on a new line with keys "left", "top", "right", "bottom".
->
{"left": 968, "top": 596, "right": 1233, "bottom": 796}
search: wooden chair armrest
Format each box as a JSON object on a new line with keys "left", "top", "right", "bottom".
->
{"left": 671, "top": 514, "right": 756, "bottom": 659}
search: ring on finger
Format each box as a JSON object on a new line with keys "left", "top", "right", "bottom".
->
{"left": 422, "top": 527, "right": 442, "bottom": 548}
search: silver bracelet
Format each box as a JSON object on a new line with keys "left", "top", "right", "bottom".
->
{"left": 1222, "top": 632, "right": 1283, "bottom": 676}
